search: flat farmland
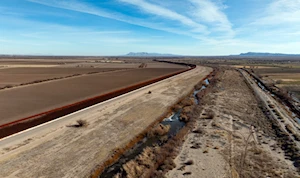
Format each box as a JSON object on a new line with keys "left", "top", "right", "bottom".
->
{"left": 254, "top": 67, "right": 300, "bottom": 74}
{"left": 0, "top": 68, "right": 184, "bottom": 125}
{"left": 0, "top": 67, "right": 125, "bottom": 89}
{"left": 253, "top": 66, "right": 300, "bottom": 101}
{"left": 59, "top": 61, "right": 186, "bottom": 69}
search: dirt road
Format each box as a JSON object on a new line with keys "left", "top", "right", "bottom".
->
{"left": 240, "top": 70, "right": 300, "bottom": 148}
{"left": 0, "top": 66, "right": 212, "bottom": 178}
{"left": 167, "top": 69, "right": 298, "bottom": 178}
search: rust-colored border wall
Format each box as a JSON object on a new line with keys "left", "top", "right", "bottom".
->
{"left": 0, "top": 65, "right": 195, "bottom": 138}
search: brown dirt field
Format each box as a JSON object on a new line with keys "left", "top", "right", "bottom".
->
{"left": 259, "top": 73, "right": 300, "bottom": 86}
{"left": 254, "top": 67, "right": 300, "bottom": 74}
{"left": 232, "top": 65, "right": 278, "bottom": 69}
{"left": 59, "top": 62, "right": 139, "bottom": 68}
{"left": 0, "top": 67, "right": 125, "bottom": 88}
{"left": 0, "top": 61, "right": 68, "bottom": 65}
{"left": 0, "top": 59, "right": 90, "bottom": 65}
{"left": 0, "top": 68, "right": 183, "bottom": 125}
{"left": 253, "top": 67, "right": 300, "bottom": 101}
{"left": 59, "top": 61, "right": 186, "bottom": 69}
{"left": 264, "top": 73, "right": 300, "bottom": 78}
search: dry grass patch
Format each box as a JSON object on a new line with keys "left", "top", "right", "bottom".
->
{"left": 233, "top": 146, "right": 296, "bottom": 178}
{"left": 201, "top": 109, "right": 215, "bottom": 119}
{"left": 148, "top": 124, "right": 170, "bottom": 137}
{"left": 67, "top": 119, "right": 88, "bottom": 128}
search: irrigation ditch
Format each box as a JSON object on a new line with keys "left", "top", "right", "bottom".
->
{"left": 91, "top": 69, "right": 217, "bottom": 178}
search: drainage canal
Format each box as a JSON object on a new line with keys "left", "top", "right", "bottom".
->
{"left": 99, "top": 79, "right": 209, "bottom": 178}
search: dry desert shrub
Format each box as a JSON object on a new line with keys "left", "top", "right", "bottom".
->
{"left": 150, "top": 171, "right": 166, "bottom": 178}
{"left": 194, "top": 83, "right": 203, "bottom": 90}
{"left": 180, "top": 105, "right": 199, "bottom": 123}
{"left": 76, "top": 119, "right": 88, "bottom": 127}
{"left": 206, "top": 110, "right": 215, "bottom": 119}
{"left": 180, "top": 98, "right": 194, "bottom": 107}
{"left": 123, "top": 147, "right": 156, "bottom": 178}
{"left": 67, "top": 119, "right": 88, "bottom": 128}
{"left": 235, "top": 147, "right": 296, "bottom": 178}
{"left": 201, "top": 109, "right": 215, "bottom": 119}
{"left": 230, "top": 128, "right": 298, "bottom": 178}
{"left": 182, "top": 106, "right": 193, "bottom": 115}
{"left": 192, "top": 128, "right": 203, "bottom": 134}
{"left": 148, "top": 124, "right": 170, "bottom": 137}
{"left": 184, "top": 160, "right": 194, "bottom": 165}
{"left": 190, "top": 143, "right": 201, "bottom": 149}
{"left": 160, "top": 158, "right": 176, "bottom": 172}
{"left": 172, "top": 104, "right": 182, "bottom": 112}
{"left": 179, "top": 114, "right": 189, "bottom": 122}
{"left": 182, "top": 172, "right": 192, "bottom": 175}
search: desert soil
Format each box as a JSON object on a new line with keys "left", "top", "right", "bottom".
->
{"left": 167, "top": 69, "right": 299, "bottom": 178}
{"left": 0, "top": 66, "right": 212, "bottom": 178}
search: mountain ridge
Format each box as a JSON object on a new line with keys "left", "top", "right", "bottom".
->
{"left": 238, "top": 52, "right": 300, "bottom": 56}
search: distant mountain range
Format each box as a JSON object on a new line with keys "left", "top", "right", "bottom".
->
{"left": 238, "top": 52, "right": 300, "bottom": 56}
{"left": 125, "top": 52, "right": 300, "bottom": 57}
{"left": 125, "top": 52, "right": 180, "bottom": 57}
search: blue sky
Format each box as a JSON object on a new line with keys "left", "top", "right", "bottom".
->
{"left": 0, "top": 0, "right": 300, "bottom": 56}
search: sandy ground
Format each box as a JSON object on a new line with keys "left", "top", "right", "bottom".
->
{"left": 0, "top": 66, "right": 212, "bottom": 178}
{"left": 167, "top": 69, "right": 299, "bottom": 178}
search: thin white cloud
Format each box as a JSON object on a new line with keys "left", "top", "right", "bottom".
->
{"left": 20, "top": 30, "right": 131, "bottom": 39}
{"left": 27, "top": 0, "right": 206, "bottom": 37}
{"left": 27, "top": 0, "right": 237, "bottom": 40}
{"left": 27, "top": 0, "right": 118, "bottom": 19}
{"left": 188, "top": 0, "right": 233, "bottom": 34}
{"left": 118, "top": 0, "right": 207, "bottom": 33}
{"left": 231, "top": 0, "right": 300, "bottom": 52}
{"left": 0, "top": 14, "right": 147, "bottom": 46}
{"left": 85, "top": 37, "right": 148, "bottom": 44}
{"left": 253, "top": 0, "right": 300, "bottom": 26}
